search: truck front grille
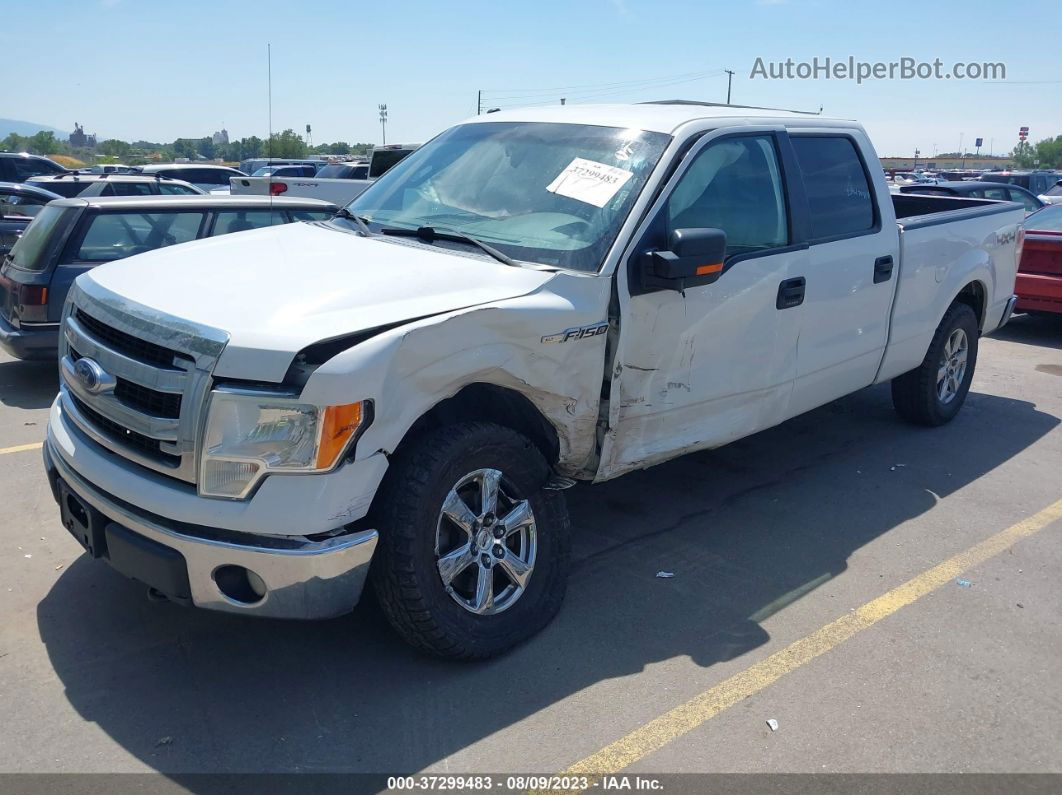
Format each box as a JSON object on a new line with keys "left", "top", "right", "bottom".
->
{"left": 68, "top": 393, "right": 181, "bottom": 467}
{"left": 59, "top": 290, "right": 226, "bottom": 485}
{"left": 74, "top": 308, "right": 187, "bottom": 370}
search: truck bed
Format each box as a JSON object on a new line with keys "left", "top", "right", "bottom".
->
{"left": 892, "top": 192, "right": 1016, "bottom": 225}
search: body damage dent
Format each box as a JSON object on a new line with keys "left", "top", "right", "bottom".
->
{"left": 300, "top": 275, "right": 609, "bottom": 480}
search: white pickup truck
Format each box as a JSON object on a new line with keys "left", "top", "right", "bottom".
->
{"left": 229, "top": 143, "right": 419, "bottom": 205}
{"left": 44, "top": 103, "right": 1022, "bottom": 659}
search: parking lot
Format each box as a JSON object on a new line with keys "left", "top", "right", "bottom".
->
{"left": 1, "top": 315, "right": 1060, "bottom": 779}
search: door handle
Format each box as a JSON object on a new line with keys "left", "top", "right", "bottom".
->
{"left": 776, "top": 277, "right": 806, "bottom": 309}
{"left": 874, "top": 255, "right": 894, "bottom": 284}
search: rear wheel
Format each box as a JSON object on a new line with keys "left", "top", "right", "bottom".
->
{"left": 371, "top": 421, "right": 570, "bottom": 659}
{"left": 892, "top": 302, "right": 979, "bottom": 426}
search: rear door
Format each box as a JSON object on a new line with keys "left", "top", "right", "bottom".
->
{"left": 785, "top": 131, "right": 899, "bottom": 416}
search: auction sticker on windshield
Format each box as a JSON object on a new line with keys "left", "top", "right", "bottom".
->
{"left": 546, "top": 157, "right": 634, "bottom": 208}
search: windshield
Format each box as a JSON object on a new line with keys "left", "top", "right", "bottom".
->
{"left": 347, "top": 122, "right": 670, "bottom": 272}
{"left": 1045, "top": 182, "right": 1062, "bottom": 197}
{"left": 7, "top": 204, "right": 67, "bottom": 272}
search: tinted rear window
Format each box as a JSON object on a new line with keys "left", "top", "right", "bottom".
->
{"left": 7, "top": 204, "right": 68, "bottom": 271}
{"left": 791, "top": 136, "right": 875, "bottom": 239}
{"left": 76, "top": 212, "right": 204, "bottom": 262}
{"left": 369, "top": 149, "right": 414, "bottom": 178}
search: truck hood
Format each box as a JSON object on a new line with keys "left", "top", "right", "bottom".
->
{"left": 81, "top": 221, "right": 556, "bottom": 381}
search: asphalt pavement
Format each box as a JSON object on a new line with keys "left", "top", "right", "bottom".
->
{"left": 1, "top": 314, "right": 1060, "bottom": 783}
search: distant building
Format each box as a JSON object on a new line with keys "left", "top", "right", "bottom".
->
{"left": 69, "top": 122, "right": 97, "bottom": 148}
{"left": 212, "top": 128, "right": 229, "bottom": 146}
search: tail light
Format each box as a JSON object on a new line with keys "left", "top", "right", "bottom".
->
{"left": 269, "top": 181, "right": 288, "bottom": 196}
{"left": 1, "top": 279, "right": 50, "bottom": 325}
{"left": 1016, "top": 227, "right": 1026, "bottom": 268}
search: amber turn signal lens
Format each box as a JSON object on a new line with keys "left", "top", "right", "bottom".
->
{"left": 315, "top": 402, "right": 364, "bottom": 469}
{"left": 695, "top": 263, "right": 723, "bottom": 276}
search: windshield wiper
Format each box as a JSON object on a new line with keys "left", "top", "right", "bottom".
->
{"left": 380, "top": 225, "right": 517, "bottom": 267}
{"left": 331, "top": 208, "right": 374, "bottom": 237}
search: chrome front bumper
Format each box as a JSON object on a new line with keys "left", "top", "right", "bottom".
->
{"left": 45, "top": 438, "right": 378, "bottom": 620}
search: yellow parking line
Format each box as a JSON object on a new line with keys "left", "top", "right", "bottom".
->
{"left": 558, "top": 498, "right": 1062, "bottom": 782}
{"left": 0, "top": 441, "right": 43, "bottom": 456}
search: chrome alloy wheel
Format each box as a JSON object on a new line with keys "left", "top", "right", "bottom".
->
{"left": 937, "top": 328, "right": 969, "bottom": 404}
{"left": 434, "top": 468, "right": 537, "bottom": 615}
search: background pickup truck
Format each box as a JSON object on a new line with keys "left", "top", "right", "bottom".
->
{"left": 44, "top": 103, "right": 1021, "bottom": 660}
{"left": 229, "top": 143, "right": 419, "bottom": 204}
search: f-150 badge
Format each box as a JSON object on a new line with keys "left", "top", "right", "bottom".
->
{"left": 541, "top": 321, "right": 609, "bottom": 344}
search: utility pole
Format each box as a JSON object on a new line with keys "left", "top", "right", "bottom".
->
{"left": 724, "top": 69, "right": 735, "bottom": 104}
{"left": 378, "top": 104, "right": 388, "bottom": 146}
{"left": 477, "top": 90, "right": 482, "bottom": 116}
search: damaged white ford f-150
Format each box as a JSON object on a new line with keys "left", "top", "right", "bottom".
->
{"left": 44, "top": 102, "right": 1022, "bottom": 658}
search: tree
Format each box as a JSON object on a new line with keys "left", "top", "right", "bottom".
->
{"left": 195, "top": 136, "right": 216, "bottom": 160}
{"left": 1012, "top": 136, "right": 1062, "bottom": 170}
{"left": 266, "top": 129, "right": 308, "bottom": 158}
{"left": 27, "top": 131, "right": 60, "bottom": 155}
{"left": 99, "top": 139, "right": 132, "bottom": 159}
{"left": 171, "top": 138, "right": 198, "bottom": 160}
{"left": 2, "top": 133, "right": 26, "bottom": 152}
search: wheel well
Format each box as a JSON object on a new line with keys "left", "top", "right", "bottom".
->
{"left": 954, "top": 281, "right": 987, "bottom": 330}
{"left": 395, "top": 383, "right": 561, "bottom": 466}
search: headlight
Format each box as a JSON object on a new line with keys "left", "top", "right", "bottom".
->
{"left": 199, "top": 390, "right": 366, "bottom": 499}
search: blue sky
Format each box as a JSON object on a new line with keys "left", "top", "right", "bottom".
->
{"left": 5, "top": 0, "right": 1060, "bottom": 156}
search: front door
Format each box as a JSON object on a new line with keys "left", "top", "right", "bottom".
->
{"left": 601, "top": 130, "right": 809, "bottom": 478}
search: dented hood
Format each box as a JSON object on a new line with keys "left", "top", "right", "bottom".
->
{"left": 81, "top": 221, "right": 554, "bottom": 381}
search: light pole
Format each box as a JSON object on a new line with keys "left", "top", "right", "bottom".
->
{"left": 378, "top": 104, "right": 388, "bottom": 146}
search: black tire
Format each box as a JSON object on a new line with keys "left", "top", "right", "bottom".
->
{"left": 371, "top": 421, "right": 570, "bottom": 659}
{"left": 891, "top": 302, "right": 979, "bottom": 426}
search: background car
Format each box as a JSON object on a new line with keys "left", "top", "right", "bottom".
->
{"left": 250, "top": 164, "right": 318, "bottom": 178}
{"left": 0, "top": 194, "right": 338, "bottom": 359}
{"left": 0, "top": 152, "right": 66, "bottom": 182}
{"left": 25, "top": 173, "right": 205, "bottom": 198}
{"left": 314, "top": 161, "right": 369, "bottom": 180}
{"left": 899, "top": 180, "right": 1044, "bottom": 215}
{"left": 0, "top": 181, "right": 62, "bottom": 257}
{"left": 980, "top": 170, "right": 1061, "bottom": 197}
{"left": 1016, "top": 204, "right": 1062, "bottom": 316}
{"left": 135, "top": 164, "right": 247, "bottom": 193}
{"left": 1039, "top": 180, "right": 1062, "bottom": 206}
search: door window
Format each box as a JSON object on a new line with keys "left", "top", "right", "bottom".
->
{"left": 0, "top": 193, "right": 50, "bottom": 219}
{"left": 791, "top": 136, "right": 875, "bottom": 239}
{"left": 75, "top": 212, "right": 204, "bottom": 261}
{"left": 212, "top": 210, "right": 286, "bottom": 235}
{"left": 666, "top": 135, "right": 788, "bottom": 257}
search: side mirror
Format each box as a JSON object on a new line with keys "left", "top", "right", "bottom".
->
{"left": 642, "top": 228, "right": 727, "bottom": 292}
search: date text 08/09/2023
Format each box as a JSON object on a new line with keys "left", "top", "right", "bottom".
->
{"left": 386, "top": 775, "right": 665, "bottom": 791}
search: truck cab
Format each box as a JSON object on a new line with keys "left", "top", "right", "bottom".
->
{"left": 44, "top": 103, "right": 1021, "bottom": 659}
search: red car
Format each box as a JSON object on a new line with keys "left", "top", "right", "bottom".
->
{"left": 1017, "top": 205, "right": 1062, "bottom": 315}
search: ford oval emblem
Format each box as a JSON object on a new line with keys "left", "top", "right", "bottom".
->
{"left": 73, "top": 358, "right": 115, "bottom": 395}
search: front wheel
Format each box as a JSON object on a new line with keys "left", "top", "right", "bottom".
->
{"left": 371, "top": 421, "right": 570, "bottom": 659}
{"left": 891, "top": 302, "right": 979, "bottom": 426}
